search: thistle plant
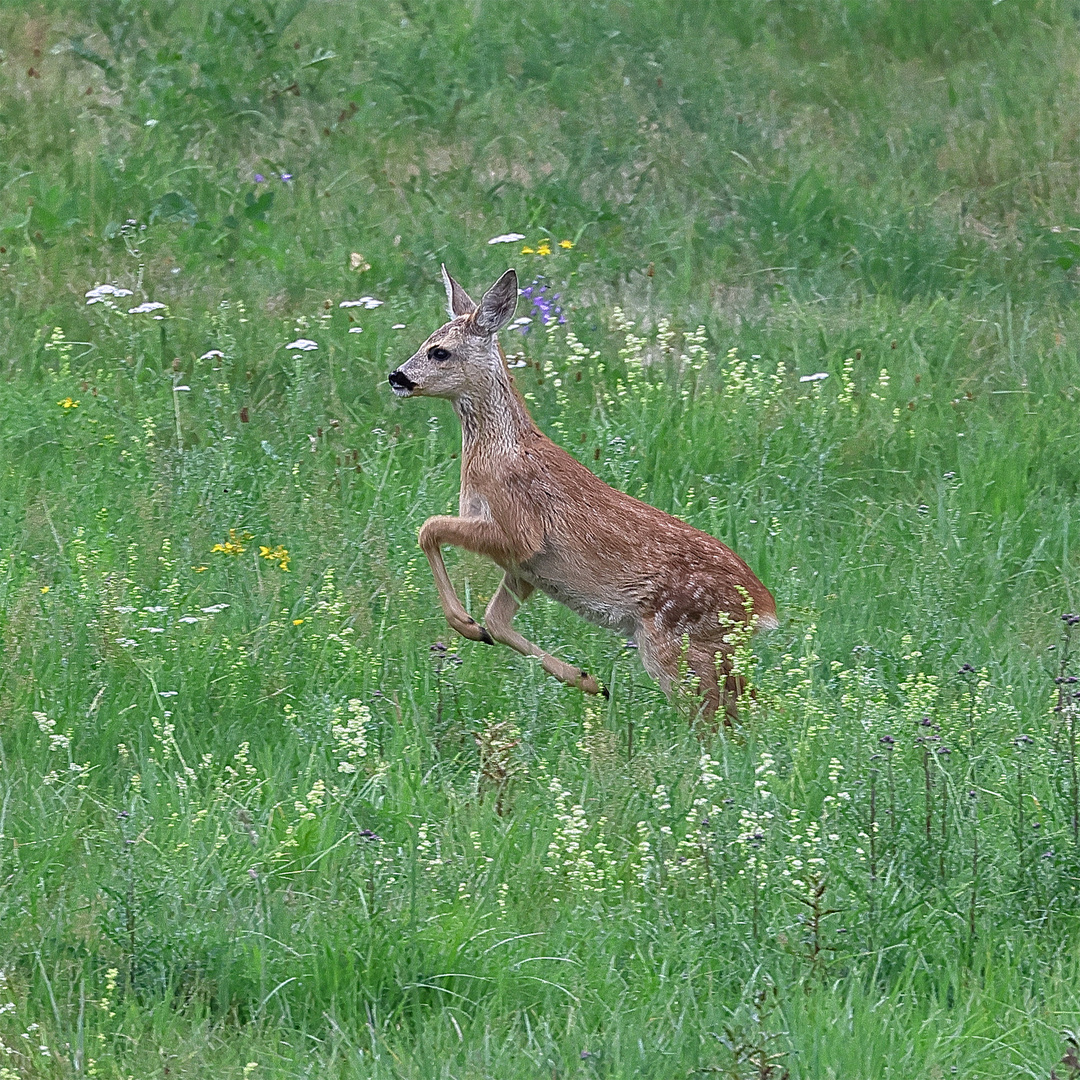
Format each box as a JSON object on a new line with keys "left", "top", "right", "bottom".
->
{"left": 473, "top": 716, "right": 524, "bottom": 816}
{"left": 1013, "top": 732, "right": 1034, "bottom": 875}
{"left": 1054, "top": 613, "right": 1080, "bottom": 845}
{"left": 716, "top": 983, "right": 791, "bottom": 1080}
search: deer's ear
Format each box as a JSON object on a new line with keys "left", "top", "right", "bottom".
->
{"left": 441, "top": 265, "right": 477, "bottom": 318}
{"left": 473, "top": 269, "right": 518, "bottom": 335}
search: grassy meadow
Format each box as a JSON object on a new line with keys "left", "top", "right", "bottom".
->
{"left": 3, "top": 0, "right": 1080, "bottom": 1075}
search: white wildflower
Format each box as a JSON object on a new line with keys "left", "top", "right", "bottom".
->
{"left": 35, "top": 711, "right": 70, "bottom": 752}
{"left": 698, "top": 751, "right": 722, "bottom": 790}
{"left": 332, "top": 699, "right": 370, "bottom": 773}
{"left": 85, "top": 284, "right": 134, "bottom": 305}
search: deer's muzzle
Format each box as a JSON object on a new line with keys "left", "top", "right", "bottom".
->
{"left": 388, "top": 369, "right": 417, "bottom": 396}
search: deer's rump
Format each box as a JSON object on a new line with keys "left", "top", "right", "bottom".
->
{"left": 496, "top": 454, "right": 775, "bottom": 639}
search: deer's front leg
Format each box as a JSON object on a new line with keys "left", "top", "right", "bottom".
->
{"left": 418, "top": 515, "right": 517, "bottom": 645}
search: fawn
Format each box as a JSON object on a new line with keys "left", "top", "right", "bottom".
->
{"left": 388, "top": 268, "right": 777, "bottom": 721}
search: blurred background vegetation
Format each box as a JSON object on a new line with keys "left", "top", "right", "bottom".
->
{"left": 4, "top": 0, "right": 1080, "bottom": 322}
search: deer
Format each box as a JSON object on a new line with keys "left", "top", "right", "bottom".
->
{"left": 387, "top": 267, "right": 778, "bottom": 722}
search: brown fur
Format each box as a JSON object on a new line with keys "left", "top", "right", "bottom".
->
{"left": 388, "top": 268, "right": 777, "bottom": 721}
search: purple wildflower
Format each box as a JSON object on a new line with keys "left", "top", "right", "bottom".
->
{"left": 280, "top": 172, "right": 293, "bottom": 182}
{"left": 254, "top": 173, "right": 265, "bottom": 183}
{"left": 515, "top": 277, "right": 565, "bottom": 334}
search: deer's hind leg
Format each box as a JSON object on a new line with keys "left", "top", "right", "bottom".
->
{"left": 634, "top": 619, "right": 681, "bottom": 701}
{"left": 692, "top": 642, "right": 751, "bottom": 725}
{"left": 484, "top": 574, "right": 605, "bottom": 696}
{"left": 687, "top": 642, "right": 724, "bottom": 724}
{"left": 636, "top": 618, "right": 737, "bottom": 725}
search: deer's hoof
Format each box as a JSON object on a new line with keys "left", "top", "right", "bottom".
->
{"left": 452, "top": 617, "right": 493, "bottom": 645}
{"left": 466, "top": 619, "right": 494, "bottom": 645}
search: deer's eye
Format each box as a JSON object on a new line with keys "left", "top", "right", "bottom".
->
{"left": 429, "top": 346, "right": 451, "bottom": 361}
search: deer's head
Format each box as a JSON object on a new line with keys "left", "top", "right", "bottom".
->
{"left": 388, "top": 268, "right": 518, "bottom": 400}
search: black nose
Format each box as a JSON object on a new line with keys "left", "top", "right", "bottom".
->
{"left": 388, "top": 370, "right": 416, "bottom": 391}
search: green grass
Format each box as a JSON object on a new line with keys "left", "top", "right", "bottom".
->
{"left": 2, "top": 1, "right": 1080, "bottom": 1076}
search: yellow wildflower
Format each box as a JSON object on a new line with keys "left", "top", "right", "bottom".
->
{"left": 211, "top": 541, "right": 244, "bottom": 555}
{"left": 193, "top": 565, "right": 209, "bottom": 572}
{"left": 536, "top": 241, "right": 552, "bottom": 256}
{"left": 40, "top": 585, "right": 50, "bottom": 594}
{"left": 58, "top": 397, "right": 79, "bottom": 409}
{"left": 259, "top": 544, "right": 290, "bottom": 571}
{"left": 521, "top": 246, "right": 534, "bottom": 254}
{"left": 211, "top": 529, "right": 251, "bottom": 556}
{"left": 559, "top": 239, "right": 573, "bottom": 249}
{"left": 292, "top": 618, "right": 305, "bottom": 626}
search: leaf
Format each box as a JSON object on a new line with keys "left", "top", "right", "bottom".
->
{"left": 29, "top": 203, "right": 60, "bottom": 233}
{"left": 302, "top": 48, "right": 337, "bottom": 69}
{"left": 222, "top": 4, "right": 271, "bottom": 47}
{"left": 243, "top": 190, "right": 275, "bottom": 222}
{"left": 70, "top": 37, "right": 115, "bottom": 75}
{"left": 270, "top": 0, "right": 311, "bottom": 38}
{"left": 1, "top": 210, "right": 32, "bottom": 233}
{"left": 148, "top": 192, "right": 198, "bottom": 227}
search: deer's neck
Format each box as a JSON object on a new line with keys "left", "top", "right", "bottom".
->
{"left": 454, "top": 367, "right": 535, "bottom": 465}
